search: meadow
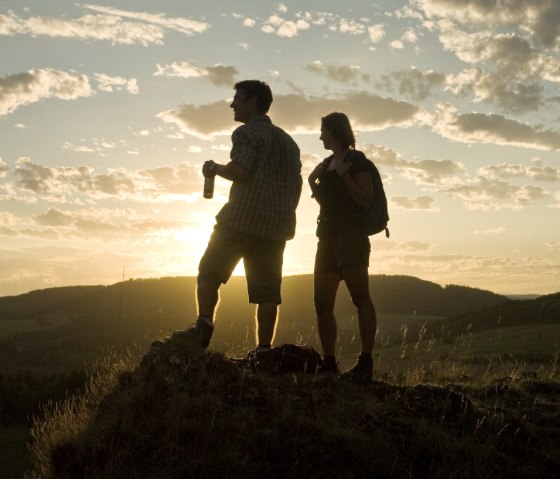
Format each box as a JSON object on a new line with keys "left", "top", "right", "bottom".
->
{"left": 25, "top": 329, "right": 560, "bottom": 478}
{"left": 0, "top": 276, "right": 558, "bottom": 478}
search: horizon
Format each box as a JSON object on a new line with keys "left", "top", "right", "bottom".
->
{"left": 1, "top": 1, "right": 559, "bottom": 297}
{"left": 0, "top": 272, "right": 552, "bottom": 300}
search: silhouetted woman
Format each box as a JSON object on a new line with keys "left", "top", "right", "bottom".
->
{"left": 308, "top": 112, "right": 376, "bottom": 383}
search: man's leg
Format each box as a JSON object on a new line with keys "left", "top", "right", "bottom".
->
{"left": 196, "top": 279, "right": 220, "bottom": 321}
{"left": 170, "top": 278, "right": 216, "bottom": 347}
{"left": 244, "top": 237, "right": 285, "bottom": 350}
{"left": 255, "top": 301, "right": 278, "bottom": 348}
{"left": 172, "top": 224, "right": 241, "bottom": 347}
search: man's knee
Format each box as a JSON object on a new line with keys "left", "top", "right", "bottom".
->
{"left": 197, "top": 273, "right": 222, "bottom": 291}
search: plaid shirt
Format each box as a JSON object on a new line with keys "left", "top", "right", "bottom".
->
{"left": 216, "top": 115, "right": 302, "bottom": 241}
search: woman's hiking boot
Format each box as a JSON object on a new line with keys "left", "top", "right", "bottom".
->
{"left": 316, "top": 356, "right": 340, "bottom": 374}
{"left": 341, "top": 354, "right": 373, "bottom": 383}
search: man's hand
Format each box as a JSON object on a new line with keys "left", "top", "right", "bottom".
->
{"left": 202, "top": 160, "right": 217, "bottom": 178}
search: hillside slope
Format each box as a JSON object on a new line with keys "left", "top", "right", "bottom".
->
{"left": 0, "top": 274, "right": 507, "bottom": 323}
{"left": 428, "top": 292, "right": 560, "bottom": 339}
{"left": 27, "top": 339, "right": 560, "bottom": 479}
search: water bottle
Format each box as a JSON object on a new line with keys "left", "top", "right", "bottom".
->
{"left": 203, "top": 176, "right": 214, "bottom": 199}
{"left": 203, "top": 161, "right": 216, "bottom": 199}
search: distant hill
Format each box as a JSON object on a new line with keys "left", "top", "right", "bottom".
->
{"left": 428, "top": 291, "right": 560, "bottom": 339}
{"left": 0, "top": 274, "right": 507, "bottom": 323}
{"left": 0, "top": 275, "right": 510, "bottom": 372}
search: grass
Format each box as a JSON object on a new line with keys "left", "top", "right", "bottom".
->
{"left": 24, "top": 334, "right": 560, "bottom": 479}
{"left": 0, "top": 425, "right": 32, "bottom": 479}
{"left": 0, "top": 317, "right": 70, "bottom": 340}
{"left": 3, "top": 310, "right": 558, "bottom": 478}
{"left": 25, "top": 347, "right": 142, "bottom": 479}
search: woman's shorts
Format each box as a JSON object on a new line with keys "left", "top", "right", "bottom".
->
{"left": 314, "top": 232, "right": 370, "bottom": 274}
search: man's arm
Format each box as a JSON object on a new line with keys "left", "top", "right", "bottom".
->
{"left": 203, "top": 160, "right": 250, "bottom": 182}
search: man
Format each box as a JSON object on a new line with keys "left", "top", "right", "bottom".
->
{"left": 173, "top": 80, "right": 302, "bottom": 353}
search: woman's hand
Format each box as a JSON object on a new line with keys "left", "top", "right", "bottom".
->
{"left": 308, "top": 162, "right": 326, "bottom": 184}
{"left": 334, "top": 160, "right": 351, "bottom": 177}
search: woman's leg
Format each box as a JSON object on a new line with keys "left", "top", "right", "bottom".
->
{"left": 342, "top": 266, "right": 376, "bottom": 354}
{"left": 314, "top": 270, "right": 341, "bottom": 357}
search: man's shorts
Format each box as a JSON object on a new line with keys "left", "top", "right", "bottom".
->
{"left": 314, "top": 232, "right": 370, "bottom": 274}
{"left": 198, "top": 223, "right": 286, "bottom": 304}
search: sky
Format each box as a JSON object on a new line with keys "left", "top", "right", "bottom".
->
{"left": 1, "top": 0, "right": 559, "bottom": 297}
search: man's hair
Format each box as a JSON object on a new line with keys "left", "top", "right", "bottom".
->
{"left": 234, "top": 80, "right": 273, "bottom": 113}
{"left": 321, "top": 112, "right": 356, "bottom": 149}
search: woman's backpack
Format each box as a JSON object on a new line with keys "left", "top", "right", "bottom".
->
{"left": 364, "top": 159, "right": 390, "bottom": 237}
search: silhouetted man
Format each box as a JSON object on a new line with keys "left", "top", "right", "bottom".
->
{"left": 173, "top": 80, "right": 302, "bottom": 353}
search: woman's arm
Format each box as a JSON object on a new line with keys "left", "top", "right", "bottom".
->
{"left": 308, "top": 162, "right": 327, "bottom": 202}
{"left": 339, "top": 170, "right": 373, "bottom": 210}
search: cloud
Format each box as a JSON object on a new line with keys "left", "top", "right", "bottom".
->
{"left": 14, "top": 158, "right": 55, "bottom": 194}
{"left": 399, "top": 159, "right": 464, "bottom": 186}
{"left": 157, "top": 100, "right": 233, "bottom": 138}
{"left": 445, "top": 68, "right": 544, "bottom": 113}
{"left": 377, "top": 67, "right": 445, "bottom": 101}
{"left": 368, "top": 24, "right": 385, "bottom": 43}
{"left": 0, "top": 68, "right": 92, "bottom": 116}
{"left": 154, "top": 61, "right": 238, "bottom": 86}
{"left": 477, "top": 161, "right": 559, "bottom": 182}
{"left": 432, "top": 103, "right": 560, "bottom": 151}
{"left": 406, "top": 3, "right": 560, "bottom": 114}
{"left": 0, "top": 6, "right": 209, "bottom": 46}
{"left": 24, "top": 206, "right": 186, "bottom": 241}
{"left": 13, "top": 159, "right": 135, "bottom": 199}
{"left": 0, "top": 212, "right": 14, "bottom": 227}
{"left": 1, "top": 11, "right": 164, "bottom": 46}
{"left": 158, "top": 92, "right": 420, "bottom": 137}
{"left": 411, "top": 0, "right": 560, "bottom": 48}
{"left": 305, "top": 61, "right": 370, "bottom": 83}
{"left": 473, "top": 226, "right": 507, "bottom": 236}
{"left": 6, "top": 158, "right": 204, "bottom": 203}
{"left": 391, "top": 196, "right": 437, "bottom": 210}
{"left": 402, "top": 28, "right": 418, "bottom": 43}
{"left": 0, "top": 159, "right": 7, "bottom": 177}
{"left": 396, "top": 241, "right": 433, "bottom": 252}
{"left": 338, "top": 18, "right": 366, "bottom": 36}
{"left": 34, "top": 208, "right": 73, "bottom": 226}
{"left": 258, "top": 8, "right": 373, "bottom": 39}
{"left": 94, "top": 73, "right": 139, "bottom": 94}
{"left": 363, "top": 144, "right": 465, "bottom": 187}
{"left": 261, "top": 13, "right": 311, "bottom": 38}
{"left": 446, "top": 177, "right": 548, "bottom": 210}
{"left": 139, "top": 163, "right": 202, "bottom": 195}
{"left": 84, "top": 4, "right": 209, "bottom": 36}
{"left": 0, "top": 226, "right": 17, "bottom": 237}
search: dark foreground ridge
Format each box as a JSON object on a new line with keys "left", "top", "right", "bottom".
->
{"left": 32, "top": 339, "right": 560, "bottom": 479}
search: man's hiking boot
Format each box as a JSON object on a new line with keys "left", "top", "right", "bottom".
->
{"left": 316, "top": 357, "right": 340, "bottom": 375}
{"left": 341, "top": 354, "right": 373, "bottom": 384}
{"left": 171, "top": 318, "right": 214, "bottom": 349}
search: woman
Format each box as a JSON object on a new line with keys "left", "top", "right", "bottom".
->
{"left": 308, "top": 112, "right": 377, "bottom": 383}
